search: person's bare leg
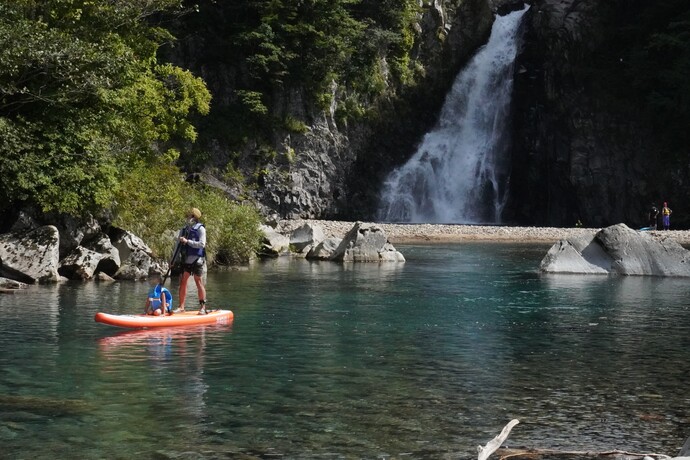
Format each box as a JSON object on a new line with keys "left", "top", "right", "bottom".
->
{"left": 178, "top": 271, "right": 191, "bottom": 311}
{"left": 194, "top": 274, "right": 207, "bottom": 313}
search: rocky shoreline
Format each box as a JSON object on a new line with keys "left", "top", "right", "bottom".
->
{"left": 277, "top": 220, "right": 690, "bottom": 245}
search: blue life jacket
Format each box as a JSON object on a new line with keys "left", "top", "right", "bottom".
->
{"left": 183, "top": 223, "right": 205, "bottom": 259}
{"left": 148, "top": 284, "right": 173, "bottom": 312}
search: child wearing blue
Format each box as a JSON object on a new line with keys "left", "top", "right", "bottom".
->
{"left": 145, "top": 271, "right": 173, "bottom": 316}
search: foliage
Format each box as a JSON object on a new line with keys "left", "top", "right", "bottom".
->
{"left": 174, "top": 0, "right": 421, "bottom": 170}
{"left": 0, "top": 0, "right": 210, "bottom": 215}
{"left": 112, "top": 161, "right": 263, "bottom": 265}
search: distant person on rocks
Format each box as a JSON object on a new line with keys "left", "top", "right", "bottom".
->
{"left": 145, "top": 271, "right": 173, "bottom": 316}
{"left": 647, "top": 203, "right": 659, "bottom": 230}
{"left": 174, "top": 207, "right": 208, "bottom": 315}
{"left": 661, "top": 201, "right": 673, "bottom": 230}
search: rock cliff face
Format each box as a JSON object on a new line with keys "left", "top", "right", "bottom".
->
{"left": 506, "top": 0, "right": 666, "bottom": 228}
{"left": 169, "top": 0, "right": 495, "bottom": 220}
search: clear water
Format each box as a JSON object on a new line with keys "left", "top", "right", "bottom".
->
{"left": 2, "top": 243, "right": 689, "bottom": 459}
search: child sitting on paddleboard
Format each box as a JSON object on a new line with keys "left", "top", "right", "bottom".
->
{"left": 145, "top": 271, "right": 173, "bottom": 316}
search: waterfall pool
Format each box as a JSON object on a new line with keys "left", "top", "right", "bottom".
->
{"left": 1, "top": 243, "right": 688, "bottom": 458}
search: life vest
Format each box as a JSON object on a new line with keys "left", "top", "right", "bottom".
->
{"left": 182, "top": 223, "right": 206, "bottom": 258}
{"left": 662, "top": 207, "right": 671, "bottom": 216}
{"left": 148, "top": 284, "right": 173, "bottom": 312}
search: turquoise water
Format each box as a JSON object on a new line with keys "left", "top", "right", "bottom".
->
{"left": 1, "top": 243, "right": 689, "bottom": 459}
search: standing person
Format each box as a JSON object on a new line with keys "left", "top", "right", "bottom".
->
{"left": 662, "top": 202, "right": 673, "bottom": 230}
{"left": 145, "top": 271, "right": 173, "bottom": 316}
{"left": 648, "top": 203, "right": 659, "bottom": 230}
{"left": 175, "top": 207, "right": 208, "bottom": 315}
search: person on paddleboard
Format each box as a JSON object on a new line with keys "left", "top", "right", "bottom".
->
{"left": 662, "top": 201, "right": 673, "bottom": 230}
{"left": 145, "top": 271, "right": 173, "bottom": 316}
{"left": 175, "top": 207, "right": 208, "bottom": 315}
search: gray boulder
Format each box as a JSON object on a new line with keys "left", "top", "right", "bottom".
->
{"left": 59, "top": 246, "right": 104, "bottom": 280}
{"left": 55, "top": 213, "right": 101, "bottom": 259}
{"left": 111, "top": 229, "right": 153, "bottom": 280}
{"left": 0, "top": 277, "right": 28, "bottom": 289}
{"left": 0, "top": 225, "right": 61, "bottom": 283}
{"left": 83, "top": 233, "right": 121, "bottom": 276}
{"left": 540, "top": 223, "right": 690, "bottom": 276}
{"left": 307, "top": 237, "right": 343, "bottom": 260}
{"left": 259, "top": 224, "right": 290, "bottom": 256}
{"left": 290, "top": 223, "right": 325, "bottom": 253}
{"left": 331, "top": 222, "right": 405, "bottom": 262}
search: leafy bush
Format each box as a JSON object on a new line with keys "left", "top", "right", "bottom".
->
{"left": 113, "top": 161, "right": 263, "bottom": 265}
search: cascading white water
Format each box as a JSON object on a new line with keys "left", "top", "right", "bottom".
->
{"left": 377, "top": 5, "right": 529, "bottom": 224}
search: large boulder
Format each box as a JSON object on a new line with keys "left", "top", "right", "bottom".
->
{"left": 83, "top": 233, "right": 121, "bottom": 276}
{"left": 331, "top": 222, "right": 405, "bottom": 262}
{"left": 306, "top": 237, "right": 343, "bottom": 261}
{"left": 58, "top": 246, "right": 104, "bottom": 280}
{"left": 111, "top": 229, "right": 153, "bottom": 280}
{"left": 540, "top": 223, "right": 690, "bottom": 276}
{"left": 259, "top": 224, "right": 291, "bottom": 256}
{"left": 290, "top": 223, "right": 325, "bottom": 253}
{"left": 0, "top": 225, "right": 61, "bottom": 283}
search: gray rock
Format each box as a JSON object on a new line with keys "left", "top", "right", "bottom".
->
{"left": 0, "top": 225, "right": 61, "bottom": 283}
{"left": 290, "top": 223, "right": 325, "bottom": 253}
{"left": 58, "top": 246, "right": 104, "bottom": 280}
{"left": 306, "top": 237, "right": 343, "bottom": 260}
{"left": 259, "top": 224, "right": 290, "bottom": 256}
{"left": 332, "top": 222, "right": 405, "bottom": 262}
{"left": 9, "top": 211, "right": 40, "bottom": 233}
{"left": 540, "top": 223, "right": 690, "bottom": 276}
{"left": 96, "top": 272, "right": 116, "bottom": 282}
{"left": 83, "top": 233, "right": 121, "bottom": 276}
{"left": 0, "top": 277, "right": 28, "bottom": 289}
{"left": 111, "top": 229, "right": 153, "bottom": 280}
{"left": 114, "top": 249, "right": 151, "bottom": 280}
{"left": 55, "top": 214, "right": 101, "bottom": 259}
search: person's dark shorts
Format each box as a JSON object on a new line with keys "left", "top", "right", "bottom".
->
{"left": 182, "top": 258, "right": 205, "bottom": 276}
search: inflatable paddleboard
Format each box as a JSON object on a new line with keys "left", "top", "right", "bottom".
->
{"left": 94, "top": 309, "right": 234, "bottom": 328}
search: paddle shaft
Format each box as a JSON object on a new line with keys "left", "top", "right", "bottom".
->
{"left": 161, "top": 226, "right": 187, "bottom": 285}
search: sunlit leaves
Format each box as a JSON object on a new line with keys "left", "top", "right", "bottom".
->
{"left": 0, "top": 0, "right": 210, "bottom": 215}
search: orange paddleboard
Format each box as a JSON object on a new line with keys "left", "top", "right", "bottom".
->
{"left": 94, "top": 309, "right": 234, "bottom": 328}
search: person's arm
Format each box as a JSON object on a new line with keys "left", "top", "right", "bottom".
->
{"left": 180, "top": 225, "right": 206, "bottom": 250}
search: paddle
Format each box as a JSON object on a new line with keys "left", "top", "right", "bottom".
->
{"left": 161, "top": 230, "right": 184, "bottom": 286}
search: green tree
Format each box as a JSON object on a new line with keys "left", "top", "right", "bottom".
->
{"left": 0, "top": 0, "right": 211, "bottom": 214}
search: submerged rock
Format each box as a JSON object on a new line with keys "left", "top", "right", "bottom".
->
{"left": 540, "top": 223, "right": 690, "bottom": 276}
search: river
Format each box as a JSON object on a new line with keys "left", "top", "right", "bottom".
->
{"left": 1, "top": 243, "right": 689, "bottom": 458}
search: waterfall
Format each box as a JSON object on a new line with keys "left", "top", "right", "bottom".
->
{"left": 377, "top": 5, "right": 529, "bottom": 224}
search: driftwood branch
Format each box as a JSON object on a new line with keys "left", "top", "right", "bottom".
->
{"left": 478, "top": 419, "right": 520, "bottom": 460}
{"left": 496, "top": 448, "right": 672, "bottom": 459}
{"left": 477, "top": 420, "right": 678, "bottom": 460}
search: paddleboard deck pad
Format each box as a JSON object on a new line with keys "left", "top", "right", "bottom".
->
{"left": 95, "top": 309, "right": 233, "bottom": 328}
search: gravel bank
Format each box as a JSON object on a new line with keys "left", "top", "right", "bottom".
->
{"left": 277, "top": 220, "right": 690, "bottom": 245}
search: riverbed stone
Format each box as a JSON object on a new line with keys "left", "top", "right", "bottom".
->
{"left": 0, "top": 225, "right": 61, "bottom": 283}
{"left": 540, "top": 223, "right": 690, "bottom": 276}
{"left": 331, "top": 222, "right": 405, "bottom": 262}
